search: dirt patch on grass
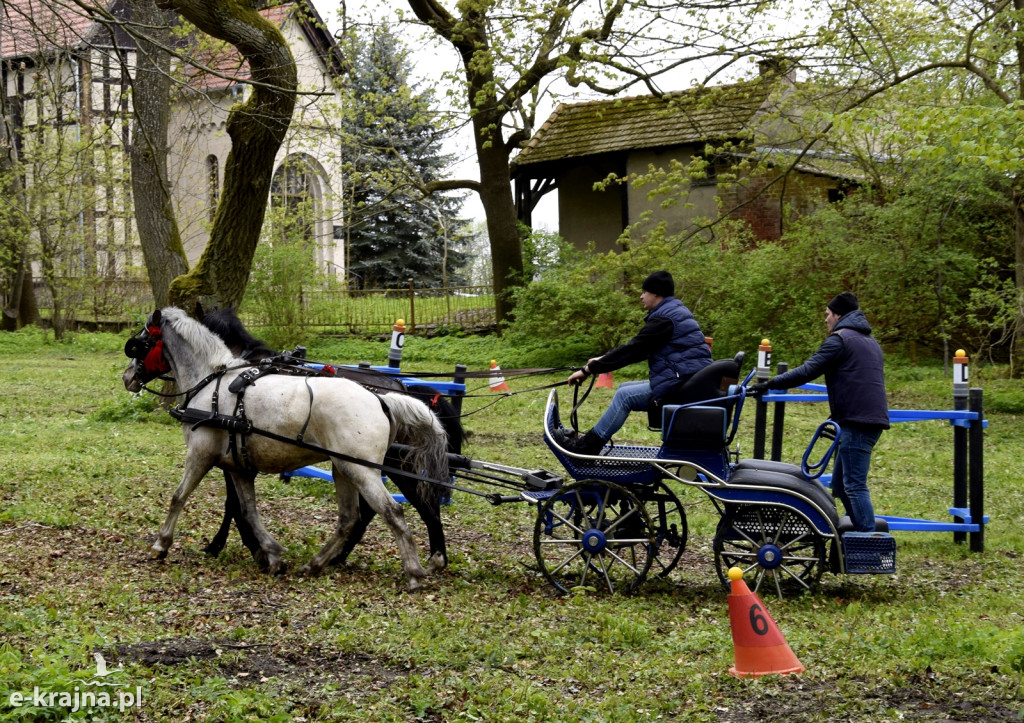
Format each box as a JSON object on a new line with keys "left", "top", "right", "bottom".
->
{"left": 111, "top": 637, "right": 410, "bottom": 692}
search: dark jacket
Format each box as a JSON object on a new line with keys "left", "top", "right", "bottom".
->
{"left": 588, "top": 297, "right": 712, "bottom": 399}
{"left": 767, "top": 309, "right": 889, "bottom": 429}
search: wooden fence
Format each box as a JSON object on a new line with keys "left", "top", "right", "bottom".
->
{"left": 30, "top": 278, "right": 497, "bottom": 335}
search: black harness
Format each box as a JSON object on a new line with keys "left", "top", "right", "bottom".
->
{"left": 167, "top": 363, "right": 412, "bottom": 482}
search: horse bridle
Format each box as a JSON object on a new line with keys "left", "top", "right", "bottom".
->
{"left": 124, "top": 321, "right": 173, "bottom": 384}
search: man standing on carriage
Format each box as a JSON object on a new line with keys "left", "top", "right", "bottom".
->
{"left": 751, "top": 292, "right": 890, "bottom": 533}
{"left": 555, "top": 270, "right": 713, "bottom": 455}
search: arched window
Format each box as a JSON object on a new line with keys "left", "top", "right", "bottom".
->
{"left": 271, "top": 156, "right": 316, "bottom": 243}
{"left": 206, "top": 154, "right": 219, "bottom": 223}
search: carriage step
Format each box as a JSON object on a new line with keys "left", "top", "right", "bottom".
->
{"left": 842, "top": 532, "right": 896, "bottom": 574}
{"left": 520, "top": 490, "right": 558, "bottom": 504}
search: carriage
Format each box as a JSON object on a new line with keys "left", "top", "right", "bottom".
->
{"left": 439, "top": 352, "right": 897, "bottom": 598}
{"left": 124, "top": 308, "right": 896, "bottom": 598}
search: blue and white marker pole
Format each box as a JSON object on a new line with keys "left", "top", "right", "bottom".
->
{"left": 952, "top": 348, "right": 969, "bottom": 543}
{"left": 753, "top": 338, "right": 772, "bottom": 459}
{"left": 389, "top": 319, "right": 405, "bottom": 369}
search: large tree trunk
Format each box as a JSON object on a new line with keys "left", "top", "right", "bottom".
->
{"left": 0, "top": 66, "right": 38, "bottom": 329}
{"left": 159, "top": 0, "right": 297, "bottom": 311}
{"left": 405, "top": 0, "right": 525, "bottom": 325}
{"left": 129, "top": 0, "right": 188, "bottom": 309}
{"left": 474, "top": 126, "right": 524, "bottom": 324}
{"left": 1013, "top": 180, "right": 1024, "bottom": 376}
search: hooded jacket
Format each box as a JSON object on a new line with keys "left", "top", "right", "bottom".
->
{"left": 766, "top": 309, "right": 889, "bottom": 429}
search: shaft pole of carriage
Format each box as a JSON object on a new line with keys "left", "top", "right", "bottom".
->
{"left": 770, "top": 362, "right": 788, "bottom": 462}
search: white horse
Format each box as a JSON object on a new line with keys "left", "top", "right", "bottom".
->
{"left": 122, "top": 307, "right": 448, "bottom": 591}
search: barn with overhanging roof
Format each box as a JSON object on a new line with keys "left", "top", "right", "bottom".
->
{"left": 511, "top": 61, "right": 863, "bottom": 253}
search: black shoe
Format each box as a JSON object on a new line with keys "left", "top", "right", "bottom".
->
{"left": 552, "top": 427, "right": 578, "bottom": 447}
{"left": 564, "top": 429, "right": 607, "bottom": 455}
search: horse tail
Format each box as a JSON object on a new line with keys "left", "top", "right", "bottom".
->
{"left": 382, "top": 393, "right": 450, "bottom": 504}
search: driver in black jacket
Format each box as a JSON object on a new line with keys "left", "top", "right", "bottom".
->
{"left": 751, "top": 292, "right": 889, "bottom": 532}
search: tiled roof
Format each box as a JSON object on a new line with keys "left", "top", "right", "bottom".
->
{"left": 2, "top": 1, "right": 339, "bottom": 92}
{"left": 1, "top": 0, "right": 108, "bottom": 59}
{"left": 513, "top": 80, "right": 777, "bottom": 168}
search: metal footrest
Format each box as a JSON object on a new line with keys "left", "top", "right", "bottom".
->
{"left": 842, "top": 532, "right": 896, "bottom": 574}
{"left": 520, "top": 490, "right": 558, "bottom": 504}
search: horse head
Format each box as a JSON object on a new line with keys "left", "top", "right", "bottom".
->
{"left": 122, "top": 309, "right": 168, "bottom": 392}
{"left": 122, "top": 307, "right": 235, "bottom": 392}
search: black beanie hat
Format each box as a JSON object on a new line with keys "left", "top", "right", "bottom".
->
{"left": 642, "top": 270, "right": 674, "bottom": 298}
{"left": 827, "top": 292, "right": 859, "bottom": 317}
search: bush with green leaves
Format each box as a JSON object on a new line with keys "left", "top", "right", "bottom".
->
{"left": 244, "top": 202, "right": 321, "bottom": 350}
{"left": 509, "top": 159, "right": 1015, "bottom": 368}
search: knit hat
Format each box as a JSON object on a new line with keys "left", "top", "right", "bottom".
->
{"left": 827, "top": 292, "right": 859, "bottom": 317}
{"left": 642, "top": 270, "right": 674, "bottom": 298}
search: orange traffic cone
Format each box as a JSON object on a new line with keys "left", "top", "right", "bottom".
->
{"left": 595, "top": 372, "right": 614, "bottom": 389}
{"left": 489, "top": 360, "right": 510, "bottom": 393}
{"left": 726, "top": 567, "right": 805, "bottom": 678}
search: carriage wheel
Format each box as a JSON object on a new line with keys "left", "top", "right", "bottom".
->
{"left": 713, "top": 505, "right": 826, "bottom": 598}
{"left": 643, "top": 480, "right": 688, "bottom": 578}
{"left": 533, "top": 480, "right": 655, "bottom": 595}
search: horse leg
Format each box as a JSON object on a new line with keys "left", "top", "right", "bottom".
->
{"left": 152, "top": 454, "right": 212, "bottom": 558}
{"left": 349, "top": 464, "right": 429, "bottom": 591}
{"left": 228, "top": 471, "right": 286, "bottom": 574}
{"left": 392, "top": 475, "right": 447, "bottom": 573}
{"left": 327, "top": 495, "right": 376, "bottom": 567}
{"left": 202, "top": 472, "right": 261, "bottom": 557}
{"left": 300, "top": 476, "right": 360, "bottom": 577}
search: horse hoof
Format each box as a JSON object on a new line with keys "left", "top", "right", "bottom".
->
{"left": 406, "top": 577, "right": 424, "bottom": 593}
{"left": 425, "top": 551, "right": 447, "bottom": 575}
{"left": 266, "top": 558, "right": 287, "bottom": 576}
{"left": 202, "top": 541, "right": 224, "bottom": 557}
{"left": 149, "top": 545, "right": 168, "bottom": 560}
{"left": 298, "top": 562, "right": 322, "bottom": 577}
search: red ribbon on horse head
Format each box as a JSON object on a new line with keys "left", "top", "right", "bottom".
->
{"left": 144, "top": 325, "right": 171, "bottom": 375}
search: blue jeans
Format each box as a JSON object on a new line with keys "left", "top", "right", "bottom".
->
{"left": 832, "top": 425, "right": 883, "bottom": 532}
{"left": 592, "top": 380, "right": 652, "bottom": 440}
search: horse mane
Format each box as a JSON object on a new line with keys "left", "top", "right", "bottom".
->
{"left": 159, "top": 307, "right": 238, "bottom": 369}
{"left": 201, "top": 307, "right": 276, "bottom": 361}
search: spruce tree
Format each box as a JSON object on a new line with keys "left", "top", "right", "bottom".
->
{"left": 341, "top": 25, "right": 468, "bottom": 289}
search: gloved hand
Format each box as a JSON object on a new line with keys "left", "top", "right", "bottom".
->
{"left": 748, "top": 382, "right": 770, "bottom": 398}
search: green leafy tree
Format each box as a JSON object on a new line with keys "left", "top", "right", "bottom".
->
{"left": 393, "top": 0, "right": 818, "bottom": 324}
{"left": 340, "top": 24, "right": 468, "bottom": 289}
{"left": 812, "top": 0, "right": 1024, "bottom": 373}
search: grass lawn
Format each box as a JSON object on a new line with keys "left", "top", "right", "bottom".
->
{"left": 1, "top": 327, "right": 1022, "bottom": 722}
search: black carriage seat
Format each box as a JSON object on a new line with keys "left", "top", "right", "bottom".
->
{"left": 732, "top": 460, "right": 890, "bottom": 532}
{"left": 661, "top": 405, "right": 728, "bottom": 449}
{"left": 647, "top": 352, "right": 744, "bottom": 430}
{"left": 732, "top": 459, "right": 805, "bottom": 478}
{"left": 726, "top": 468, "right": 840, "bottom": 529}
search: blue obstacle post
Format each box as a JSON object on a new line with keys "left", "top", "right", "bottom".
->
{"left": 769, "top": 362, "right": 788, "bottom": 462}
{"left": 752, "top": 352, "right": 988, "bottom": 552}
